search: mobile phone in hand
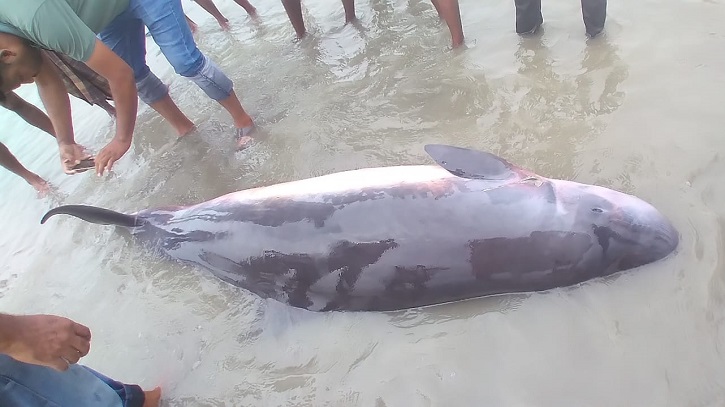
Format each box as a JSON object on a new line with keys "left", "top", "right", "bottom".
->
{"left": 71, "top": 158, "right": 95, "bottom": 171}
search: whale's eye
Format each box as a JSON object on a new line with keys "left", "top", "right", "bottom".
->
{"left": 591, "top": 208, "right": 604, "bottom": 213}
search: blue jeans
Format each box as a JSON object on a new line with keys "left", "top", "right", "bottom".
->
{"left": 0, "top": 354, "right": 144, "bottom": 407}
{"left": 98, "top": 0, "right": 234, "bottom": 104}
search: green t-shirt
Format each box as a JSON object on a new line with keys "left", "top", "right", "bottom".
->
{"left": 0, "top": 0, "right": 129, "bottom": 62}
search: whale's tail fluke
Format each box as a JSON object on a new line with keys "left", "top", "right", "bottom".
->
{"left": 41, "top": 205, "right": 144, "bottom": 228}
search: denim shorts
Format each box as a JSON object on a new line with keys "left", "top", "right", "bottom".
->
{"left": 0, "top": 354, "right": 144, "bottom": 407}
{"left": 98, "top": 0, "right": 234, "bottom": 102}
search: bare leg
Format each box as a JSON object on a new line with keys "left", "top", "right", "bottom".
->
{"left": 231, "top": 0, "right": 258, "bottom": 16}
{"left": 193, "top": 0, "right": 231, "bottom": 30}
{"left": 142, "top": 387, "right": 162, "bottom": 407}
{"left": 431, "top": 0, "right": 464, "bottom": 47}
{"left": 342, "top": 0, "right": 356, "bottom": 23}
{"left": 217, "top": 91, "right": 253, "bottom": 129}
{"left": 219, "top": 90, "right": 254, "bottom": 149}
{"left": 281, "top": 0, "right": 306, "bottom": 38}
{"left": 148, "top": 94, "right": 196, "bottom": 136}
{"left": 217, "top": 90, "right": 255, "bottom": 148}
{"left": 185, "top": 15, "right": 199, "bottom": 33}
{"left": 430, "top": 0, "right": 443, "bottom": 18}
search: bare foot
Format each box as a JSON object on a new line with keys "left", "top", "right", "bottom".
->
{"left": 143, "top": 387, "right": 162, "bottom": 407}
{"left": 236, "top": 135, "right": 253, "bottom": 150}
{"left": 235, "top": 126, "right": 256, "bottom": 150}
{"left": 177, "top": 123, "right": 197, "bottom": 138}
{"left": 219, "top": 18, "right": 231, "bottom": 30}
{"left": 451, "top": 37, "right": 465, "bottom": 48}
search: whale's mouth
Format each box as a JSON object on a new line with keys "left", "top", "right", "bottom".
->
{"left": 609, "top": 208, "right": 680, "bottom": 265}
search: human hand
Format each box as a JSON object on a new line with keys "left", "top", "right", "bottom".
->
{"left": 59, "top": 143, "right": 93, "bottom": 175}
{"left": 26, "top": 174, "right": 51, "bottom": 197}
{"left": 2, "top": 314, "right": 91, "bottom": 371}
{"left": 95, "top": 138, "right": 131, "bottom": 176}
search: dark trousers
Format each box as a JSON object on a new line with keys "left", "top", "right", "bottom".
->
{"left": 514, "top": 0, "right": 607, "bottom": 37}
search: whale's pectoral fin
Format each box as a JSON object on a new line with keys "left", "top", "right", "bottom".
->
{"left": 424, "top": 144, "right": 527, "bottom": 180}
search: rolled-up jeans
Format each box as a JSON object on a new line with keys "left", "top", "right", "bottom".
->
{"left": 0, "top": 354, "right": 144, "bottom": 407}
{"left": 513, "top": 0, "right": 607, "bottom": 37}
{"left": 98, "top": 0, "right": 234, "bottom": 105}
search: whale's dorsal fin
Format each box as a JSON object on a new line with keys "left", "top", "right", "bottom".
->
{"left": 424, "top": 144, "right": 526, "bottom": 180}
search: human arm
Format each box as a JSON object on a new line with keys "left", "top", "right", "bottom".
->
{"left": 20, "top": 0, "right": 138, "bottom": 176}
{"left": 84, "top": 39, "right": 138, "bottom": 176}
{"left": 0, "top": 91, "right": 55, "bottom": 137}
{"left": 0, "top": 141, "right": 49, "bottom": 193}
{"left": 0, "top": 313, "right": 91, "bottom": 371}
{"left": 33, "top": 52, "right": 91, "bottom": 174}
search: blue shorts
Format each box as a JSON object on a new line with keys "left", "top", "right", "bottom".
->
{"left": 0, "top": 354, "right": 144, "bottom": 407}
{"left": 98, "top": 0, "right": 234, "bottom": 104}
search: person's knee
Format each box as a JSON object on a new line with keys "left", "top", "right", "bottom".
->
{"left": 187, "top": 56, "right": 234, "bottom": 101}
{"left": 136, "top": 72, "right": 168, "bottom": 105}
{"left": 169, "top": 50, "right": 206, "bottom": 78}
